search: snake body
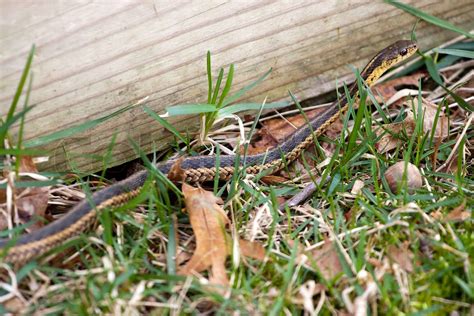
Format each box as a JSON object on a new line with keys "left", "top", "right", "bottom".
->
{"left": 0, "top": 40, "right": 418, "bottom": 264}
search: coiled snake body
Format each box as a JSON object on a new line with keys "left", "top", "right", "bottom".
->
{"left": 0, "top": 40, "right": 418, "bottom": 264}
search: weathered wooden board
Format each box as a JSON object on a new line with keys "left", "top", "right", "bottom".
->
{"left": 1, "top": 1, "right": 473, "bottom": 172}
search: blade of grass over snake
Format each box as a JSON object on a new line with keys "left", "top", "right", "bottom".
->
{"left": 347, "top": 71, "right": 367, "bottom": 154}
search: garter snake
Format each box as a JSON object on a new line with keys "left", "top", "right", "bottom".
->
{"left": 0, "top": 40, "right": 418, "bottom": 264}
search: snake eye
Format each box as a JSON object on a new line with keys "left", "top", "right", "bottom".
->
{"left": 400, "top": 48, "right": 408, "bottom": 56}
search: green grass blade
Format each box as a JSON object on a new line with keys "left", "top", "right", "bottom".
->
{"left": 165, "top": 103, "right": 216, "bottom": 116}
{"left": 442, "top": 86, "right": 474, "bottom": 112}
{"left": 17, "top": 74, "right": 33, "bottom": 151}
{"left": 24, "top": 104, "right": 135, "bottom": 148}
{"left": 387, "top": 1, "right": 474, "bottom": 39}
{"left": 15, "top": 73, "right": 35, "bottom": 173}
{"left": 211, "top": 68, "right": 224, "bottom": 104}
{"left": 217, "top": 64, "right": 234, "bottom": 107}
{"left": 217, "top": 101, "right": 289, "bottom": 118}
{"left": 423, "top": 55, "right": 443, "bottom": 85}
{"left": 0, "top": 148, "right": 45, "bottom": 156}
{"left": 143, "top": 105, "right": 188, "bottom": 145}
{"left": 347, "top": 71, "right": 367, "bottom": 154}
{"left": 435, "top": 48, "right": 474, "bottom": 59}
{"left": 1, "top": 45, "right": 35, "bottom": 148}
{"left": 0, "top": 105, "right": 35, "bottom": 137}
{"left": 167, "top": 215, "right": 177, "bottom": 275}
{"left": 207, "top": 51, "right": 212, "bottom": 104}
{"left": 223, "top": 68, "right": 272, "bottom": 106}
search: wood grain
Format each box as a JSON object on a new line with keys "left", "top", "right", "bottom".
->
{"left": 1, "top": 0, "right": 473, "bottom": 172}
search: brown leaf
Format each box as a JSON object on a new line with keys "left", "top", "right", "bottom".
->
{"left": 0, "top": 156, "right": 49, "bottom": 232}
{"left": 178, "top": 184, "right": 265, "bottom": 288}
{"left": 260, "top": 175, "right": 289, "bottom": 184}
{"left": 430, "top": 210, "right": 444, "bottom": 220}
{"left": 420, "top": 98, "right": 449, "bottom": 141}
{"left": 239, "top": 239, "right": 266, "bottom": 261}
{"left": 375, "top": 120, "right": 411, "bottom": 153}
{"left": 2, "top": 296, "right": 26, "bottom": 314}
{"left": 307, "top": 239, "right": 343, "bottom": 280}
{"left": 178, "top": 183, "right": 229, "bottom": 286}
{"left": 443, "top": 201, "right": 470, "bottom": 222}
{"left": 372, "top": 72, "right": 425, "bottom": 104}
{"left": 167, "top": 157, "right": 186, "bottom": 182}
{"left": 387, "top": 241, "right": 414, "bottom": 273}
{"left": 375, "top": 98, "right": 449, "bottom": 153}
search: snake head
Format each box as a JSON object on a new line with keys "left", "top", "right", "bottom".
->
{"left": 395, "top": 40, "right": 418, "bottom": 57}
{"left": 386, "top": 40, "right": 419, "bottom": 65}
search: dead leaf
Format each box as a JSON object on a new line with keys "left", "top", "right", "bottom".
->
{"left": 430, "top": 210, "right": 443, "bottom": 220}
{"left": 0, "top": 156, "right": 49, "bottom": 232}
{"left": 167, "top": 157, "right": 186, "bottom": 182}
{"left": 443, "top": 201, "right": 470, "bottom": 222}
{"left": 178, "top": 184, "right": 265, "bottom": 288}
{"left": 307, "top": 239, "right": 343, "bottom": 280}
{"left": 239, "top": 239, "right": 266, "bottom": 261}
{"left": 420, "top": 98, "right": 449, "bottom": 141}
{"left": 372, "top": 72, "right": 425, "bottom": 104}
{"left": 375, "top": 98, "right": 449, "bottom": 153}
{"left": 387, "top": 241, "right": 414, "bottom": 273}
{"left": 375, "top": 119, "right": 411, "bottom": 153}
{"left": 178, "top": 183, "right": 229, "bottom": 286}
{"left": 2, "top": 296, "right": 26, "bottom": 314}
{"left": 260, "top": 175, "right": 288, "bottom": 185}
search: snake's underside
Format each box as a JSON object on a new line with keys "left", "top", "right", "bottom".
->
{"left": 0, "top": 40, "right": 418, "bottom": 264}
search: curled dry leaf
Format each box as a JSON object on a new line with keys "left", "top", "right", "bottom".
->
{"left": 0, "top": 156, "right": 49, "bottom": 232}
{"left": 375, "top": 98, "right": 449, "bottom": 153}
{"left": 178, "top": 183, "right": 265, "bottom": 289}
